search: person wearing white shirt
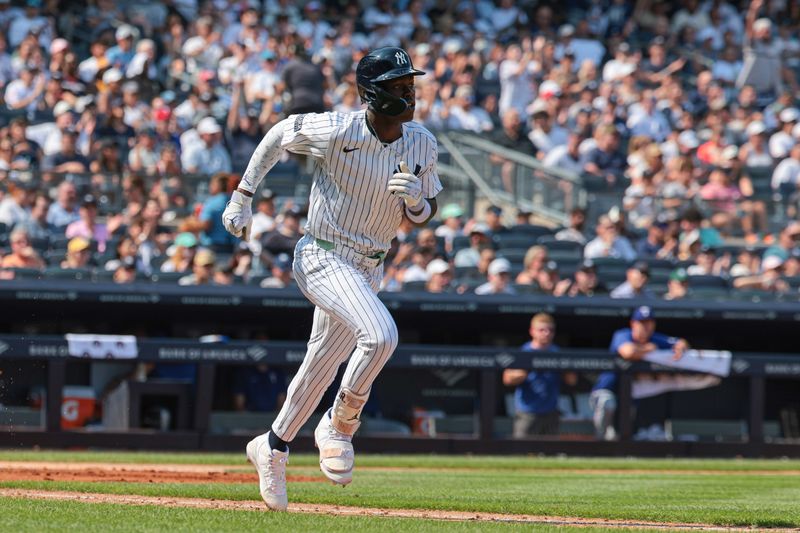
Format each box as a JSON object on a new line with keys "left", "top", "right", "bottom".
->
{"left": 245, "top": 51, "right": 280, "bottom": 105}
{"left": 447, "top": 86, "right": 494, "bottom": 133}
{"left": 528, "top": 107, "right": 569, "bottom": 158}
{"left": 498, "top": 44, "right": 537, "bottom": 116}
{"left": 626, "top": 93, "right": 671, "bottom": 143}
{"left": 78, "top": 40, "right": 109, "bottom": 83}
{"left": 181, "top": 118, "right": 232, "bottom": 175}
{"left": 543, "top": 133, "right": 584, "bottom": 174}
{"left": 4, "top": 65, "right": 44, "bottom": 112}
{"left": 8, "top": 1, "right": 51, "bottom": 49}
{"left": 772, "top": 144, "right": 800, "bottom": 193}
{"left": 711, "top": 46, "right": 744, "bottom": 86}
{"left": 769, "top": 108, "right": 799, "bottom": 159}
{"left": 584, "top": 215, "right": 637, "bottom": 262}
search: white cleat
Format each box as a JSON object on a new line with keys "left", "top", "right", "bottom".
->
{"left": 314, "top": 411, "right": 355, "bottom": 486}
{"left": 246, "top": 434, "right": 289, "bottom": 511}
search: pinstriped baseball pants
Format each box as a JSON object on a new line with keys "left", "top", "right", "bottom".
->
{"left": 271, "top": 234, "right": 398, "bottom": 441}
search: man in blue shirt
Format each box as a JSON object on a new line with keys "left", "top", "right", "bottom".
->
{"left": 199, "top": 173, "right": 235, "bottom": 248}
{"left": 233, "top": 364, "right": 287, "bottom": 412}
{"left": 591, "top": 305, "right": 688, "bottom": 440}
{"left": 503, "top": 313, "right": 575, "bottom": 438}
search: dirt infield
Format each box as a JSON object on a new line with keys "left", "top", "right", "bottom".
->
{"left": 0, "top": 461, "right": 789, "bottom": 530}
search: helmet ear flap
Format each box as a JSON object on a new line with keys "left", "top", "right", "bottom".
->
{"left": 369, "top": 84, "right": 408, "bottom": 117}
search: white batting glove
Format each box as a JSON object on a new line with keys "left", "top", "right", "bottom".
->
{"left": 222, "top": 190, "right": 253, "bottom": 240}
{"left": 388, "top": 161, "right": 423, "bottom": 208}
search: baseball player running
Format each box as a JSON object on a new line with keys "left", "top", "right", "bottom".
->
{"left": 222, "top": 46, "right": 442, "bottom": 511}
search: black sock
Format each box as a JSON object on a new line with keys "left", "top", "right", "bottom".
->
{"left": 268, "top": 430, "right": 289, "bottom": 452}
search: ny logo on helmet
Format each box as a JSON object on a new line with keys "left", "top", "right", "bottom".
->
{"left": 395, "top": 51, "right": 408, "bottom": 65}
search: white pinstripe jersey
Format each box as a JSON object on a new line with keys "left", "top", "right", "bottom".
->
{"left": 281, "top": 110, "right": 442, "bottom": 253}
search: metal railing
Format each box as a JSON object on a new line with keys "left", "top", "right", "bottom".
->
{"left": 437, "top": 132, "right": 586, "bottom": 226}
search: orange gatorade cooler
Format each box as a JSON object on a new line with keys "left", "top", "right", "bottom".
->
{"left": 61, "top": 386, "right": 96, "bottom": 429}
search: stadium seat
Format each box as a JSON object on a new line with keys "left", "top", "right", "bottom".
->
{"left": 44, "top": 267, "right": 93, "bottom": 281}
{"left": 150, "top": 272, "right": 185, "bottom": 283}
{"left": 513, "top": 283, "right": 541, "bottom": 295}
{"left": 402, "top": 280, "right": 427, "bottom": 292}
{"left": 497, "top": 248, "right": 528, "bottom": 264}
{"left": 687, "top": 275, "right": 729, "bottom": 289}
{"left": 452, "top": 235, "right": 471, "bottom": 252}
{"left": 454, "top": 266, "right": 482, "bottom": 280}
{"left": 493, "top": 233, "right": 537, "bottom": 250}
{"left": 687, "top": 287, "right": 730, "bottom": 301}
{"left": 4, "top": 267, "right": 43, "bottom": 280}
{"left": 508, "top": 224, "right": 554, "bottom": 239}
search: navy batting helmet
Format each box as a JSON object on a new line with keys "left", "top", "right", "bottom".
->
{"left": 356, "top": 47, "right": 424, "bottom": 116}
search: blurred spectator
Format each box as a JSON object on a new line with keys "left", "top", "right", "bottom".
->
{"left": 772, "top": 143, "right": 800, "bottom": 196}
{"left": 233, "top": 363, "right": 287, "bottom": 412}
{"left": 584, "top": 215, "right": 636, "bottom": 261}
{"left": 193, "top": 173, "right": 233, "bottom": 248}
{"left": 582, "top": 125, "right": 624, "bottom": 185}
{"left": 528, "top": 98, "right": 568, "bottom": 159}
{"left": 484, "top": 205, "right": 508, "bottom": 235}
{"left": 281, "top": 45, "right": 326, "bottom": 115}
{"left": 447, "top": 86, "right": 493, "bottom": 132}
{"left": 161, "top": 232, "right": 198, "bottom": 274}
{"left": 502, "top": 313, "right": 574, "bottom": 438}
{"left": 736, "top": 0, "right": 785, "bottom": 100}
{"left": 424, "top": 258, "right": 454, "bottom": 293}
{"left": 434, "top": 203, "right": 464, "bottom": 254}
{"left": 475, "top": 257, "right": 515, "bottom": 295}
{"left": 260, "top": 253, "right": 294, "bottom": 289}
{"left": 732, "top": 254, "right": 790, "bottom": 292}
{"left": 261, "top": 207, "right": 302, "bottom": 258}
{"left": 515, "top": 245, "right": 548, "bottom": 285}
{"left": 181, "top": 118, "right": 232, "bottom": 174}
{"left": 610, "top": 261, "right": 654, "bottom": 299}
{"left": 4, "top": 63, "right": 44, "bottom": 111}
{"left": 14, "top": 192, "right": 53, "bottom": 241}
{"left": 0, "top": 179, "right": 33, "bottom": 227}
{"left": 769, "top": 107, "right": 799, "bottom": 159}
{"left": 454, "top": 223, "right": 492, "bottom": 268}
{"left": 249, "top": 189, "right": 278, "bottom": 243}
{"left": 765, "top": 221, "right": 800, "bottom": 258}
{"left": 636, "top": 221, "right": 667, "bottom": 258}
{"left": 112, "top": 256, "right": 138, "bottom": 284}
{"left": 555, "top": 207, "right": 587, "bottom": 245}
{"left": 107, "top": 24, "right": 137, "bottom": 71}
{"left": 61, "top": 237, "right": 93, "bottom": 269}
{"left": 1, "top": 228, "right": 45, "bottom": 269}
{"left": 65, "top": 195, "right": 109, "bottom": 252}
{"left": 554, "top": 259, "right": 607, "bottom": 297}
{"left": 104, "top": 236, "right": 139, "bottom": 272}
{"left": 178, "top": 249, "right": 217, "bottom": 286}
{"left": 543, "top": 132, "right": 584, "bottom": 174}
{"left": 663, "top": 268, "right": 689, "bottom": 301}
{"left": 46, "top": 180, "right": 79, "bottom": 228}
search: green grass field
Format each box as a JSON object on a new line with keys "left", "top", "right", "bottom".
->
{"left": 1, "top": 450, "right": 798, "bottom": 531}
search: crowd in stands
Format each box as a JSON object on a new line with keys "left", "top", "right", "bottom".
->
{"left": 1, "top": 0, "right": 800, "bottom": 299}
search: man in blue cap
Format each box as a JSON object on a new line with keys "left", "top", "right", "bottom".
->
{"left": 590, "top": 305, "right": 689, "bottom": 440}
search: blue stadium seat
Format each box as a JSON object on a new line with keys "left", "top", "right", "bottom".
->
{"left": 493, "top": 233, "right": 537, "bottom": 250}
{"left": 687, "top": 275, "right": 729, "bottom": 289}
{"left": 508, "top": 224, "right": 554, "bottom": 239}
{"left": 402, "top": 280, "right": 427, "bottom": 292}
{"left": 44, "top": 267, "right": 93, "bottom": 281}
{"left": 150, "top": 272, "right": 185, "bottom": 283}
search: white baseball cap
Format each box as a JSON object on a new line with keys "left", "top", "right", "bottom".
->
{"left": 196, "top": 117, "right": 222, "bottom": 135}
{"left": 115, "top": 24, "right": 135, "bottom": 41}
{"left": 488, "top": 258, "right": 512, "bottom": 276}
{"left": 678, "top": 130, "right": 700, "bottom": 149}
{"left": 746, "top": 120, "right": 767, "bottom": 137}
{"left": 781, "top": 108, "right": 800, "bottom": 123}
{"left": 102, "top": 68, "right": 123, "bottom": 84}
{"left": 53, "top": 101, "right": 72, "bottom": 117}
{"left": 426, "top": 259, "right": 451, "bottom": 276}
{"left": 762, "top": 255, "right": 784, "bottom": 271}
{"left": 182, "top": 36, "right": 205, "bottom": 57}
{"left": 50, "top": 38, "right": 69, "bottom": 55}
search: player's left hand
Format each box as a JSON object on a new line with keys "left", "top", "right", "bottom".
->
{"left": 388, "top": 161, "right": 423, "bottom": 207}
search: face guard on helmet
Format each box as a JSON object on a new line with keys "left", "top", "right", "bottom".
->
{"left": 356, "top": 47, "right": 425, "bottom": 116}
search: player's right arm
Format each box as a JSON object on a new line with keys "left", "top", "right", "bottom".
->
{"left": 222, "top": 112, "right": 338, "bottom": 238}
